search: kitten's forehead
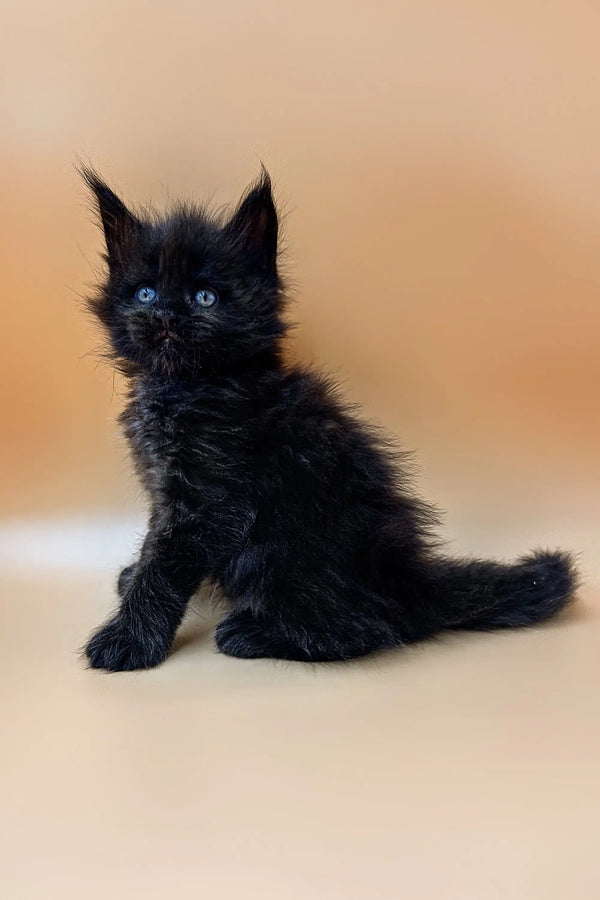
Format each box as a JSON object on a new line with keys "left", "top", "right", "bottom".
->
{"left": 151, "top": 214, "right": 217, "bottom": 278}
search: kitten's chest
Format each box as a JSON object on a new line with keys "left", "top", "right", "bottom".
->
{"left": 121, "top": 386, "right": 253, "bottom": 500}
{"left": 122, "top": 395, "right": 181, "bottom": 495}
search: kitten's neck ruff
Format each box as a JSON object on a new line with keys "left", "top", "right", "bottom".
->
{"left": 130, "top": 344, "right": 284, "bottom": 393}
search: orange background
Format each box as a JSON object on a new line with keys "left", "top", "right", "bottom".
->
{"left": 1, "top": 0, "right": 598, "bottom": 552}
{"left": 2, "top": 5, "right": 600, "bottom": 898}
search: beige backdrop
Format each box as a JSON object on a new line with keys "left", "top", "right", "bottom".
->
{"left": 1, "top": 0, "right": 599, "bottom": 532}
{"left": 1, "top": 5, "right": 600, "bottom": 898}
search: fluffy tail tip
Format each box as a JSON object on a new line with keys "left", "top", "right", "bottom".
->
{"left": 508, "top": 548, "right": 579, "bottom": 627}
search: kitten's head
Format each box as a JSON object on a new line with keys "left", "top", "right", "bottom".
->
{"left": 82, "top": 167, "right": 285, "bottom": 379}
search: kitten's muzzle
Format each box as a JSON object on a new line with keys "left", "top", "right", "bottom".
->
{"left": 152, "top": 312, "right": 184, "bottom": 344}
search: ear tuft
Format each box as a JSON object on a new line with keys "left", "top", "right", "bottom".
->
{"left": 79, "top": 164, "right": 140, "bottom": 262}
{"left": 226, "top": 168, "right": 278, "bottom": 268}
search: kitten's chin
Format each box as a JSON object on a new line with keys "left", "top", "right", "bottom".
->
{"left": 146, "top": 340, "right": 187, "bottom": 377}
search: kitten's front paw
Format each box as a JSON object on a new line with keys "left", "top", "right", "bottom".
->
{"left": 84, "top": 616, "right": 170, "bottom": 672}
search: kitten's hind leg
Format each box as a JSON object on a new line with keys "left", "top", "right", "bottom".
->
{"left": 117, "top": 563, "right": 137, "bottom": 597}
{"left": 215, "top": 607, "right": 396, "bottom": 662}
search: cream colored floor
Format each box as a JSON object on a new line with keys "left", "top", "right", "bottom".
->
{"left": 1, "top": 519, "right": 599, "bottom": 899}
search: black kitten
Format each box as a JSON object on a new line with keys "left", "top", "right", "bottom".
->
{"left": 81, "top": 167, "right": 576, "bottom": 671}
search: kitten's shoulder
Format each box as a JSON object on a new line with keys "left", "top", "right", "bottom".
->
{"left": 265, "top": 364, "right": 354, "bottom": 426}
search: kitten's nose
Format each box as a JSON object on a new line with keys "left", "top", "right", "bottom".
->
{"left": 155, "top": 312, "right": 178, "bottom": 331}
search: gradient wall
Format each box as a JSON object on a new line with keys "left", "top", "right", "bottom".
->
{"left": 2, "top": 6, "right": 599, "bottom": 897}
{"left": 1, "top": 0, "right": 598, "bottom": 550}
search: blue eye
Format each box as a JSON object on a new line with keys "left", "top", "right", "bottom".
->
{"left": 194, "top": 288, "right": 218, "bottom": 308}
{"left": 135, "top": 286, "right": 157, "bottom": 304}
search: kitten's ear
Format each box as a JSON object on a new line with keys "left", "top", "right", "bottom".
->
{"left": 226, "top": 169, "right": 278, "bottom": 269}
{"left": 80, "top": 166, "right": 141, "bottom": 263}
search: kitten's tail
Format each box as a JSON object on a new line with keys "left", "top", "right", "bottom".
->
{"left": 417, "top": 549, "right": 577, "bottom": 634}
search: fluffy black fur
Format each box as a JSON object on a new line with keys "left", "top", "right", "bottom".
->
{"left": 80, "top": 167, "right": 577, "bottom": 671}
